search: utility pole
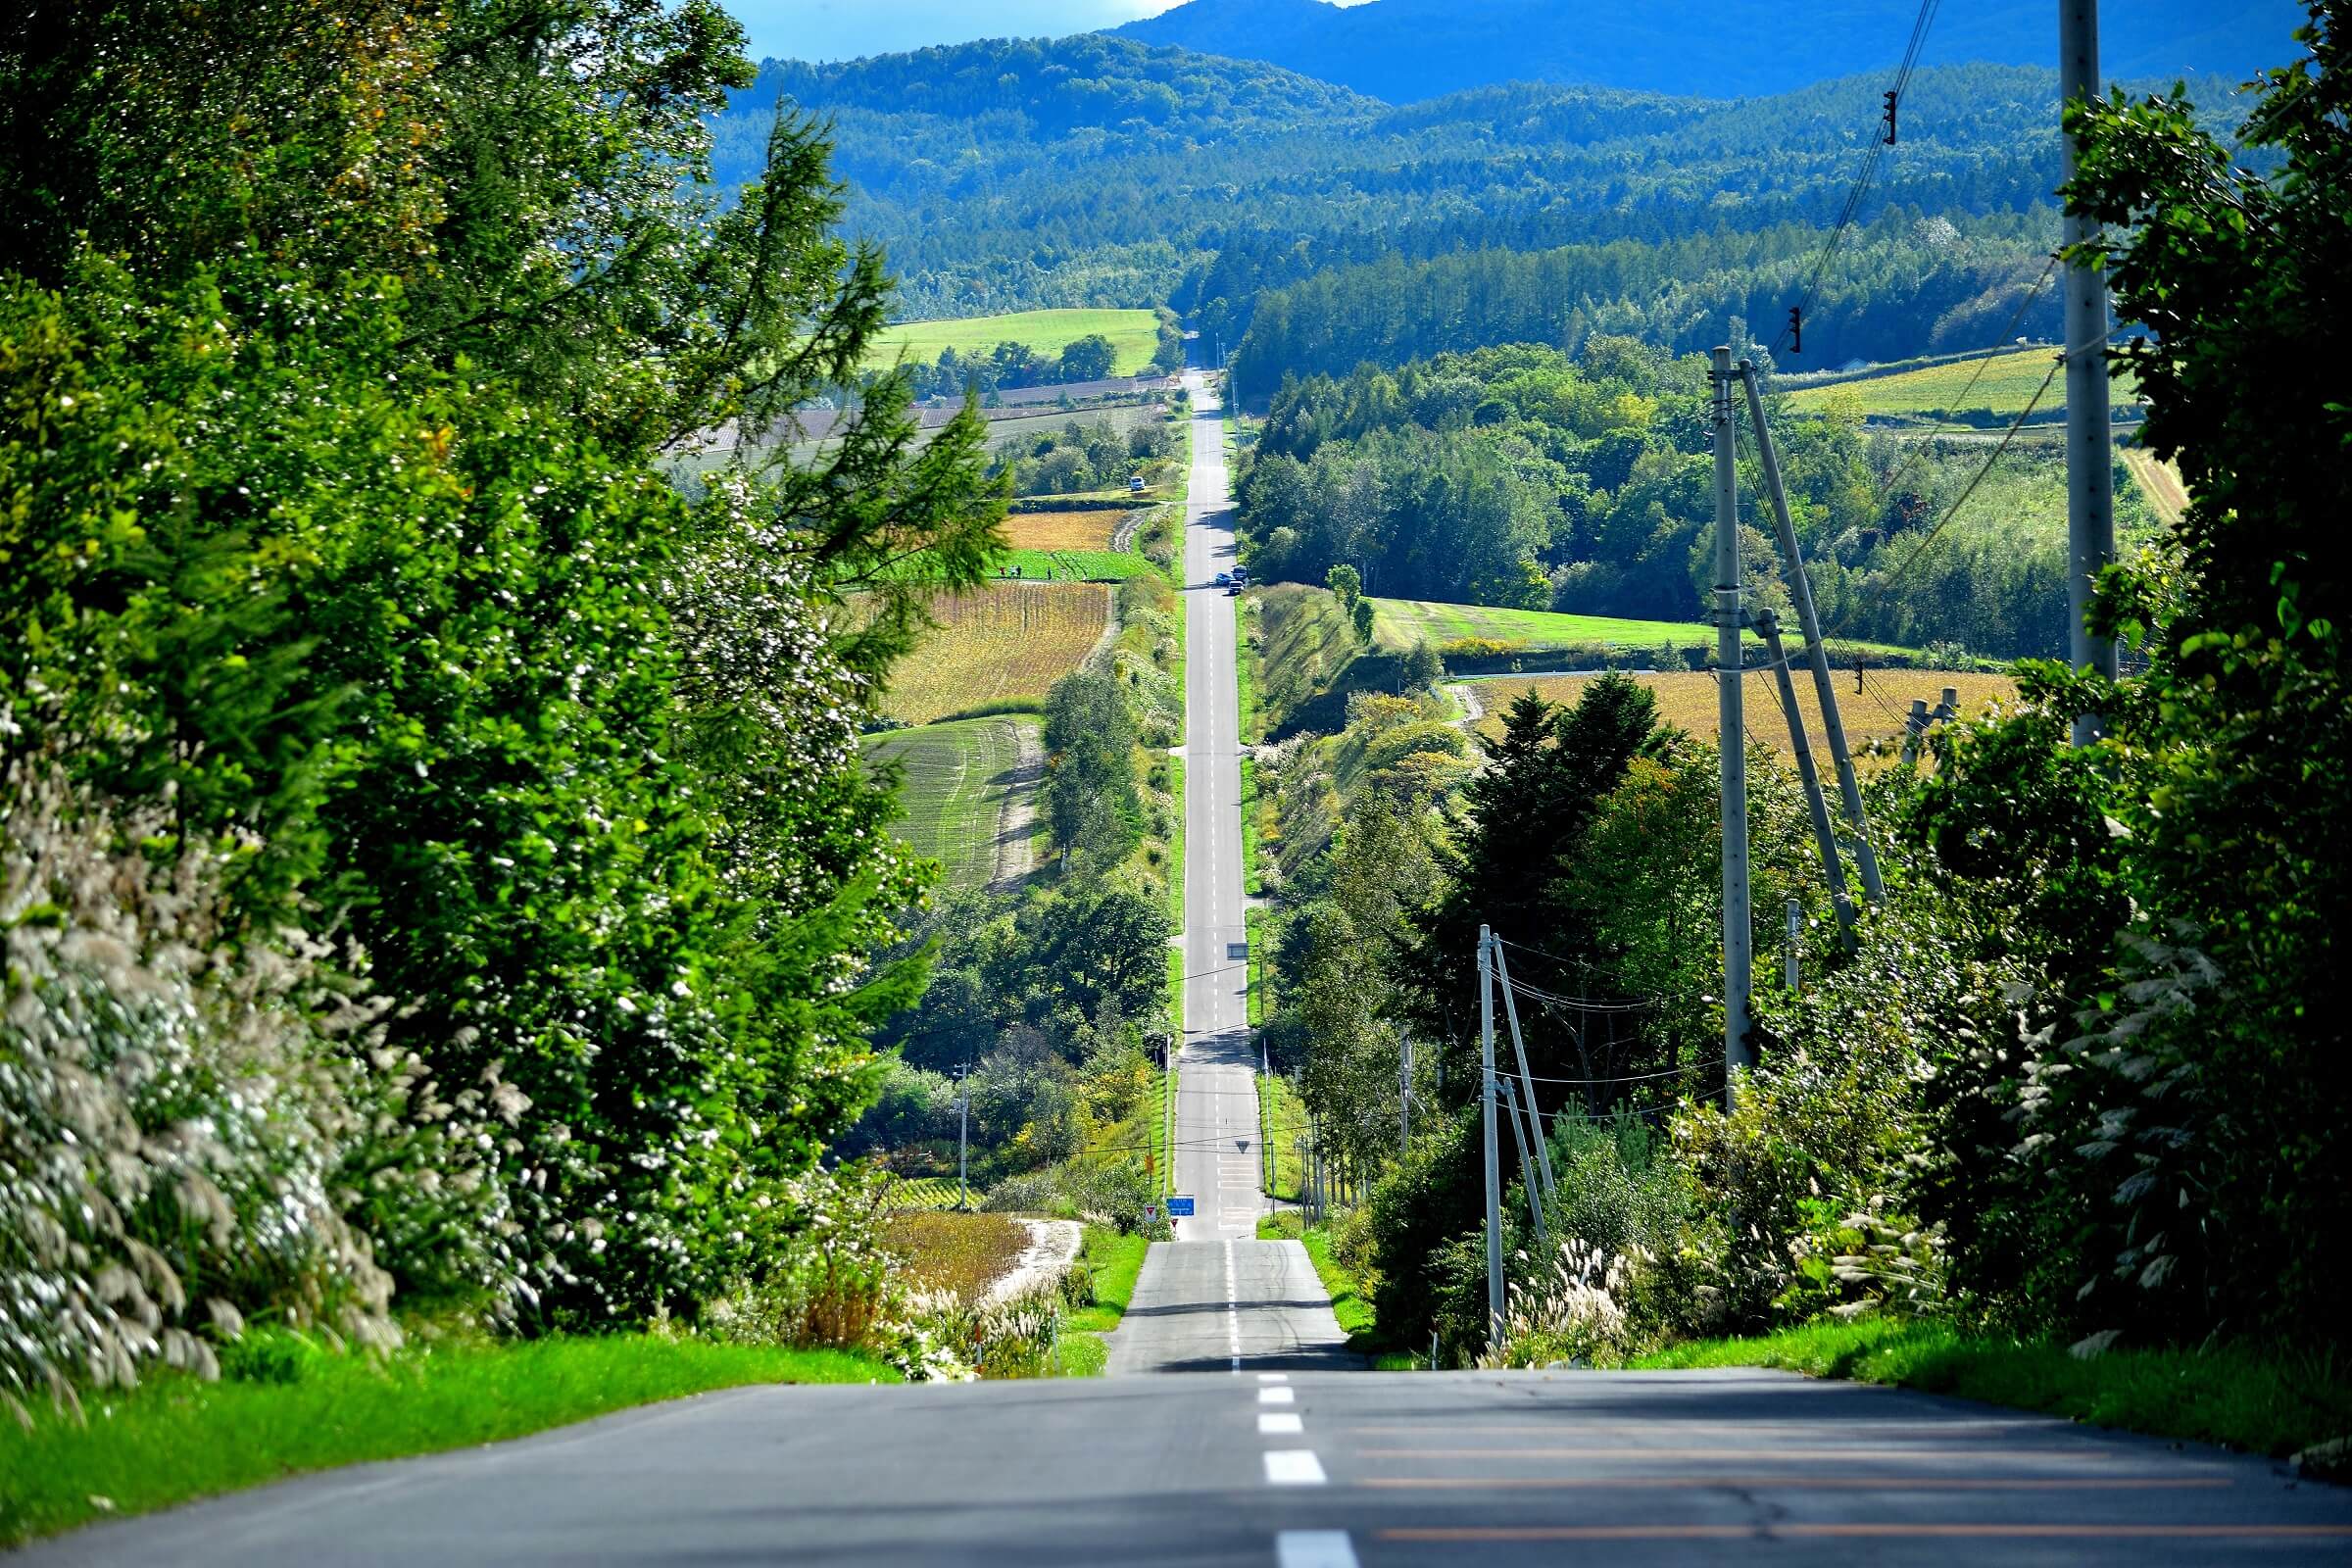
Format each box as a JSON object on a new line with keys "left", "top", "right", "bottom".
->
{"left": 1399, "top": 1034, "right": 1412, "bottom": 1154}
{"left": 957, "top": 1065, "right": 970, "bottom": 1211}
{"left": 1738, "top": 361, "right": 1883, "bottom": 903}
{"left": 1498, "top": 1076, "right": 1551, "bottom": 1256}
{"left": 2061, "top": 0, "right": 2116, "bottom": 743}
{"left": 1711, "top": 348, "right": 1753, "bottom": 1105}
{"left": 1479, "top": 925, "right": 1504, "bottom": 1348}
{"left": 1489, "top": 942, "right": 1556, "bottom": 1200}
{"left": 1756, "top": 610, "right": 1856, "bottom": 950}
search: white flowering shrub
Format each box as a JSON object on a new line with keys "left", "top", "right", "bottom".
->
{"left": 0, "top": 770, "right": 506, "bottom": 1419}
{"left": 1479, "top": 1240, "right": 1640, "bottom": 1369}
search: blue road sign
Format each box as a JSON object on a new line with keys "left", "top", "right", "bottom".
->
{"left": 1166, "top": 1196, "right": 1197, "bottom": 1217}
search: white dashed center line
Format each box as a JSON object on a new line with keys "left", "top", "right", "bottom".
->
{"left": 1275, "top": 1531, "right": 1359, "bottom": 1568}
{"left": 1258, "top": 1411, "right": 1303, "bottom": 1436}
{"left": 1263, "top": 1450, "right": 1327, "bottom": 1486}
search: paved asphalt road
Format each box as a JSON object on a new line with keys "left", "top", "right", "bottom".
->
{"left": 1173, "top": 367, "right": 1260, "bottom": 1248}
{"left": 34, "top": 1366, "right": 2352, "bottom": 1564}
{"left": 25, "top": 368, "right": 2352, "bottom": 1563}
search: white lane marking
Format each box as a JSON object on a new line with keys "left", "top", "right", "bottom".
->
{"left": 1258, "top": 1386, "right": 1295, "bottom": 1405}
{"left": 1263, "top": 1450, "right": 1326, "bottom": 1486}
{"left": 1258, "top": 1411, "right": 1304, "bottom": 1436}
{"left": 1275, "top": 1531, "right": 1358, "bottom": 1568}
{"left": 1258, "top": 1373, "right": 1289, "bottom": 1383}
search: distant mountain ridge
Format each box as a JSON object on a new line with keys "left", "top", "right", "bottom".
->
{"left": 1112, "top": 0, "right": 2307, "bottom": 103}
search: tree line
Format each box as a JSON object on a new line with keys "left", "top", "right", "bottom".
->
{"left": 0, "top": 0, "right": 1002, "bottom": 1401}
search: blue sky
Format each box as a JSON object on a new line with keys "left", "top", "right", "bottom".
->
{"left": 726, "top": 1, "right": 1369, "bottom": 63}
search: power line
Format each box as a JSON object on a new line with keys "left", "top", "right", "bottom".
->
{"left": 1768, "top": 0, "right": 1944, "bottom": 357}
{"left": 1852, "top": 352, "right": 2064, "bottom": 613}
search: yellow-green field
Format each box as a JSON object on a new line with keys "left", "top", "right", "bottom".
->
{"left": 1370, "top": 597, "right": 1730, "bottom": 655}
{"left": 2120, "top": 446, "right": 2188, "bottom": 527}
{"left": 1469, "top": 669, "right": 2016, "bottom": 756}
{"left": 1006, "top": 510, "right": 1128, "bottom": 551}
{"left": 864, "top": 714, "right": 1040, "bottom": 888}
{"left": 882, "top": 581, "right": 1109, "bottom": 726}
{"left": 1784, "top": 348, "right": 2142, "bottom": 419}
{"left": 869, "top": 309, "right": 1161, "bottom": 376}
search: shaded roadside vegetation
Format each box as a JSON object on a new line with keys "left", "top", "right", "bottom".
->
{"left": 1250, "top": 9, "right": 2351, "bottom": 1455}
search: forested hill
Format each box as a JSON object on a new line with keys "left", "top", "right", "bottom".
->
{"left": 1114, "top": 0, "right": 2303, "bottom": 103}
{"left": 711, "top": 38, "right": 2106, "bottom": 324}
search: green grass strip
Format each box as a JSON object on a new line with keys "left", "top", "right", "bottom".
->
{"left": 997, "top": 548, "right": 1158, "bottom": 583}
{"left": 1630, "top": 1318, "right": 2352, "bottom": 1459}
{"left": 0, "top": 1336, "right": 899, "bottom": 1547}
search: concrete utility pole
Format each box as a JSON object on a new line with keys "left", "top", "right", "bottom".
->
{"left": 1479, "top": 925, "right": 1504, "bottom": 1347}
{"left": 1756, "top": 610, "right": 1856, "bottom": 950}
{"left": 2061, "top": 0, "right": 2116, "bottom": 743}
{"left": 1490, "top": 943, "right": 1556, "bottom": 1201}
{"left": 957, "top": 1066, "right": 970, "bottom": 1211}
{"left": 1711, "top": 348, "right": 1753, "bottom": 1105}
{"left": 1738, "top": 362, "right": 1883, "bottom": 903}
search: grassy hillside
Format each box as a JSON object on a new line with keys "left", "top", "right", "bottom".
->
{"left": 881, "top": 582, "right": 1110, "bottom": 725}
{"left": 1783, "top": 346, "right": 2144, "bottom": 419}
{"left": 864, "top": 715, "right": 1041, "bottom": 889}
{"left": 1469, "top": 668, "right": 2017, "bottom": 758}
{"left": 869, "top": 310, "right": 1160, "bottom": 376}
{"left": 1370, "top": 597, "right": 1733, "bottom": 657}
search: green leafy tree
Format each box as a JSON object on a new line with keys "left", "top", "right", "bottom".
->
{"left": 1057, "top": 332, "right": 1117, "bottom": 381}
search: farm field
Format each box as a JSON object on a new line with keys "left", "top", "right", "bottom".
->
{"left": 1469, "top": 668, "right": 2017, "bottom": 757}
{"left": 868, "top": 309, "right": 1161, "bottom": 376}
{"left": 1783, "top": 346, "right": 2142, "bottom": 419}
{"left": 1005, "top": 510, "right": 1129, "bottom": 551}
{"left": 881, "top": 581, "right": 1109, "bottom": 726}
{"left": 864, "top": 714, "right": 1041, "bottom": 888}
{"left": 1372, "top": 597, "right": 1763, "bottom": 657}
{"left": 2120, "top": 445, "right": 2189, "bottom": 527}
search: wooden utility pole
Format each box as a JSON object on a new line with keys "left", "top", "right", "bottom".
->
{"left": 1711, "top": 348, "right": 1753, "bottom": 1105}
{"left": 2061, "top": 0, "right": 2117, "bottom": 742}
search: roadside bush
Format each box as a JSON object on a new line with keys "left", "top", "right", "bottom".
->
{"left": 0, "top": 771, "right": 519, "bottom": 1420}
{"left": 1479, "top": 1240, "right": 1638, "bottom": 1369}
{"left": 982, "top": 1157, "right": 1166, "bottom": 1234}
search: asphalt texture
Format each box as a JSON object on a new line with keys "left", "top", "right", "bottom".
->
{"left": 1174, "top": 367, "right": 1260, "bottom": 1247}
{"left": 34, "top": 1368, "right": 2352, "bottom": 1564}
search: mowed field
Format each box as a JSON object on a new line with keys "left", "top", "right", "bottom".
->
{"left": 864, "top": 714, "right": 1041, "bottom": 889}
{"left": 1784, "top": 347, "right": 2142, "bottom": 418}
{"left": 868, "top": 309, "right": 1161, "bottom": 375}
{"left": 1371, "top": 597, "right": 1730, "bottom": 654}
{"left": 882, "top": 581, "right": 1109, "bottom": 725}
{"left": 1470, "top": 669, "right": 2017, "bottom": 757}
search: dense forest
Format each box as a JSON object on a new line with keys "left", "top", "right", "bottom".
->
{"left": 1234, "top": 341, "right": 2153, "bottom": 658}
{"left": 1227, "top": 212, "right": 2066, "bottom": 398}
